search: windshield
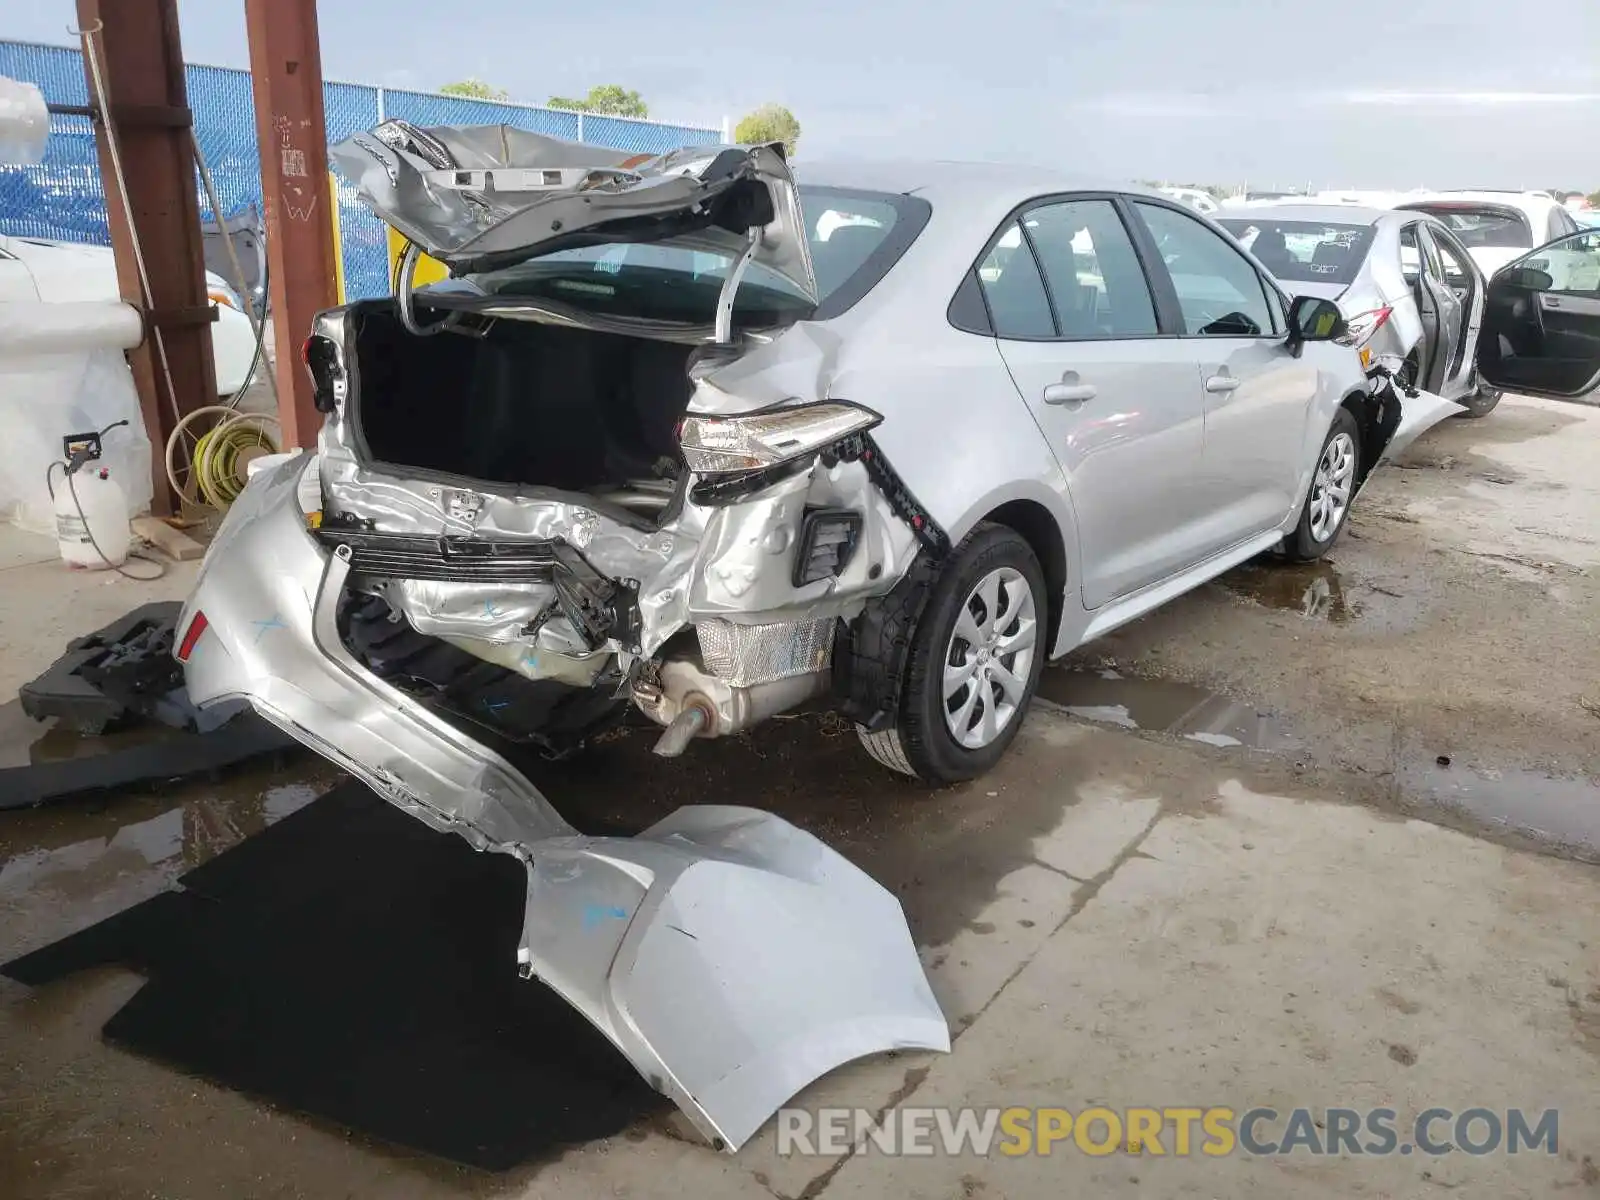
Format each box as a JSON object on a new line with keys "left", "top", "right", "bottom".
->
{"left": 466, "top": 186, "right": 930, "bottom": 325}
{"left": 1401, "top": 204, "right": 1534, "bottom": 249}
{"left": 1217, "top": 218, "right": 1376, "bottom": 286}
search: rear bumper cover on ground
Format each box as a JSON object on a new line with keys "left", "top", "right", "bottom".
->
{"left": 177, "top": 457, "right": 948, "bottom": 1150}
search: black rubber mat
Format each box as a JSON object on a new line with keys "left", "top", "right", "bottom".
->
{"left": 3, "top": 779, "right": 664, "bottom": 1170}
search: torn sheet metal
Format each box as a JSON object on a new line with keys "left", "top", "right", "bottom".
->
{"left": 316, "top": 388, "right": 920, "bottom": 667}
{"left": 177, "top": 458, "right": 949, "bottom": 1151}
{"left": 329, "top": 120, "right": 817, "bottom": 300}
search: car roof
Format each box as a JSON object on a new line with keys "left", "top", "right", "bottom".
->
{"left": 1395, "top": 190, "right": 1557, "bottom": 218}
{"left": 1217, "top": 203, "right": 1394, "bottom": 226}
{"left": 795, "top": 160, "right": 1159, "bottom": 208}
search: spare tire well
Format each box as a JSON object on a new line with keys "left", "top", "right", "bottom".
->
{"left": 982, "top": 500, "right": 1067, "bottom": 653}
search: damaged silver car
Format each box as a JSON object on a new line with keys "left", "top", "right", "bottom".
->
{"left": 175, "top": 122, "right": 1468, "bottom": 1149}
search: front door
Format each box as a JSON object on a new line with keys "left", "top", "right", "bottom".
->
{"left": 1130, "top": 200, "right": 1319, "bottom": 544}
{"left": 1477, "top": 230, "right": 1600, "bottom": 398}
{"left": 975, "top": 197, "right": 1207, "bottom": 610}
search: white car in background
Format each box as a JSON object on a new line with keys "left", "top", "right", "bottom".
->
{"left": 1158, "top": 186, "right": 1219, "bottom": 214}
{"left": 1394, "top": 191, "right": 1584, "bottom": 278}
{"left": 0, "top": 232, "right": 259, "bottom": 395}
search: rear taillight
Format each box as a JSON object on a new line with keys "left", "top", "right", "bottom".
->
{"left": 303, "top": 333, "right": 343, "bottom": 413}
{"left": 176, "top": 610, "right": 209, "bottom": 663}
{"left": 677, "top": 402, "right": 881, "bottom": 475}
{"left": 1335, "top": 306, "right": 1393, "bottom": 348}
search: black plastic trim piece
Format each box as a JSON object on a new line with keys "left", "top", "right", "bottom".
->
{"left": 792, "top": 507, "right": 864, "bottom": 587}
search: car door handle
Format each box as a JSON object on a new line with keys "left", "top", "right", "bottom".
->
{"left": 1043, "top": 382, "right": 1094, "bottom": 406}
{"left": 1204, "top": 374, "right": 1240, "bottom": 394}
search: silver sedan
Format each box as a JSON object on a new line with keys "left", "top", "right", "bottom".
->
{"left": 1219, "top": 204, "right": 1500, "bottom": 415}
{"left": 176, "top": 130, "right": 1474, "bottom": 1152}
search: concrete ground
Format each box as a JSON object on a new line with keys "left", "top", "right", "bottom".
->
{"left": 1, "top": 396, "right": 1598, "bottom": 1198}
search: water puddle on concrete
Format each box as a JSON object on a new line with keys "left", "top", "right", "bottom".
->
{"left": 1403, "top": 759, "right": 1600, "bottom": 861}
{"left": 0, "top": 699, "right": 186, "bottom": 770}
{"left": 1218, "top": 559, "right": 1430, "bottom": 633}
{"left": 1036, "top": 667, "right": 1297, "bottom": 751}
{"left": 0, "top": 699, "right": 335, "bottom": 955}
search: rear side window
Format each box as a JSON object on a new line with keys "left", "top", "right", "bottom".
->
{"left": 1134, "top": 201, "right": 1276, "bottom": 337}
{"left": 1023, "top": 200, "right": 1158, "bottom": 338}
{"left": 975, "top": 222, "right": 1056, "bottom": 338}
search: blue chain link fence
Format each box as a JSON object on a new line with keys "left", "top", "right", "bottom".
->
{"left": 0, "top": 40, "right": 723, "bottom": 301}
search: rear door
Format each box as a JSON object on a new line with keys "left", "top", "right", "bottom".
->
{"left": 1415, "top": 224, "right": 1465, "bottom": 392}
{"left": 1129, "top": 200, "right": 1320, "bottom": 545}
{"left": 972, "top": 195, "right": 1207, "bottom": 610}
{"left": 1425, "top": 223, "right": 1485, "bottom": 390}
{"left": 1476, "top": 229, "right": 1600, "bottom": 399}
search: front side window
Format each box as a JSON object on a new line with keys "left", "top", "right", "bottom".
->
{"left": 1023, "top": 199, "right": 1158, "bottom": 338}
{"left": 1518, "top": 230, "right": 1600, "bottom": 295}
{"left": 1134, "top": 201, "right": 1275, "bottom": 337}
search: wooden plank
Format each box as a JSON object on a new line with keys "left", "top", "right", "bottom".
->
{"left": 131, "top": 515, "right": 205, "bottom": 561}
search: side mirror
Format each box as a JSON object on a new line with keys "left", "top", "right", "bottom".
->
{"left": 1288, "top": 295, "right": 1347, "bottom": 344}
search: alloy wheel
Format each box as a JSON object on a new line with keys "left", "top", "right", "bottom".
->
{"left": 1308, "top": 431, "right": 1356, "bottom": 543}
{"left": 941, "top": 566, "right": 1038, "bottom": 750}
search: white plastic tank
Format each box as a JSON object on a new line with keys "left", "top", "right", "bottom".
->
{"left": 55, "top": 465, "right": 131, "bottom": 569}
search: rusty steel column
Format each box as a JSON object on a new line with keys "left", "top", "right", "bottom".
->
{"left": 244, "top": 0, "right": 339, "bottom": 449}
{"left": 75, "top": 0, "right": 218, "bottom": 515}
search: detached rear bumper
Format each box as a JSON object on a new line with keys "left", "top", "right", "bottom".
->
{"left": 179, "top": 455, "right": 572, "bottom": 846}
{"left": 177, "top": 456, "right": 949, "bottom": 1150}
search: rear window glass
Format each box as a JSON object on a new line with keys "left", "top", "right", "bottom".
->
{"left": 1401, "top": 205, "right": 1534, "bottom": 249}
{"left": 465, "top": 186, "right": 930, "bottom": 325}
{"left": 1217, "top": 218, "right": 1376, "bottom": 286}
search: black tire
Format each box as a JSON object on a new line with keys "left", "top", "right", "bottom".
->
{"left": 1457, "top": 383, "right": 1502, "bottom": 418}
{"left": 857, "top": 523, "right": 1047, "bottom": 783}
{"left": 1281, "top": 408, "right": 1361, "bottom": 563}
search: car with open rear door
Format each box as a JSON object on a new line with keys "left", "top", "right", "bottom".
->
{"left": 1219, "top": 204, "right": 1500, "bottom": 415}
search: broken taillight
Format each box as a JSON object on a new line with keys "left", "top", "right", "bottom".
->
{"left": 303, "top": 334, "right": 342, "bottom": 413}
{"left": 176, "top": 610, "right": 209, "bottom": 663}
{"left": 677, "top": 402, "right": 881, "bottom": 475}
{"left": 1335, "top": 306, "right": 1394, "bottom": 348}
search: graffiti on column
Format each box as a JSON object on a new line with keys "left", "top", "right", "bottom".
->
{"left": 273, "top": 113, "right": 319, "bottom": 223}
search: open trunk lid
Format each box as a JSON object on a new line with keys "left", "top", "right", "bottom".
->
{"left": 330, "top": 120, "right": 817, "bottom": 301}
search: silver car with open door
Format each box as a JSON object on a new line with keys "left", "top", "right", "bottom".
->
{"left": 1219, "top": 204, "right": 1499, "bottom": 416}
{"left": 175, "top": 124, "right": 1463, "bottom": 1151}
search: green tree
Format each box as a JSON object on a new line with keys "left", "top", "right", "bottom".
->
{"left": 734, "top": 104, "right": 802, "bottom": 157}
{"left": 439, "top": 78, "right": 509, "bottom": 101}
{"left": 547, "top": 85, "right": 649, "bottom": 118}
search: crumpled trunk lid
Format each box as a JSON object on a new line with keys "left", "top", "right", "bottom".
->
{"left": 329, "top": 120, "right": 817, "bottom": 300}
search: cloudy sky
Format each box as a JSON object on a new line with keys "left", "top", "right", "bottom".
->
{"left": 8, "top": 0, "right": 1599, "bottom": 189}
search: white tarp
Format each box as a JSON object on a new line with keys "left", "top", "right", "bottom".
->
{"left": 0, "top": 300, "right": 152, "bottom": 534}
{"left": 0, "top": 76, "right": 48, "bottom": 165}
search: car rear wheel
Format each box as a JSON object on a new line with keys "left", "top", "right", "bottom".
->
{"left": 857, "top": 524, "right": 1046, "bottom": 783}
{"left": 1280, "top": 408, "right": 1360, "bottom": 562}
{"left": 1457, "top": 382, "right": 1502, "bottom": 418}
